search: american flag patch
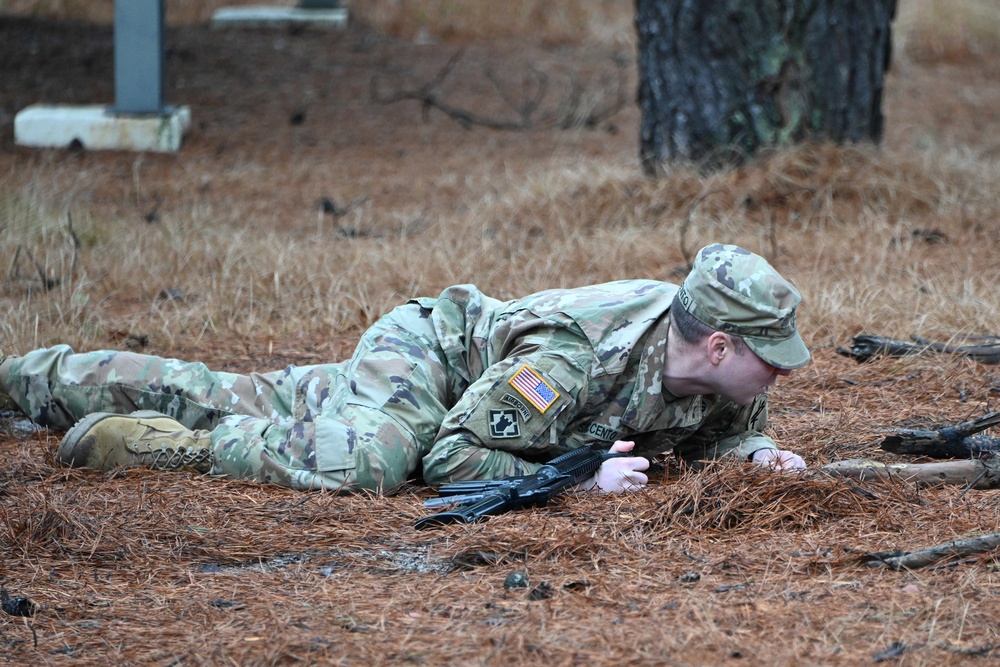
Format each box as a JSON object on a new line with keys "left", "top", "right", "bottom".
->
{"left": 508, "top": 364, "right": 559, "bottom": 413}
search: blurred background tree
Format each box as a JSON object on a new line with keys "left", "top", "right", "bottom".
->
{"left": 635, "top": 0, "right": 897, "bottom": 174}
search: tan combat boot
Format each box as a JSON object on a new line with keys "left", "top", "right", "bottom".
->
{"left": 58, "top": 411, "right": 213, "bottom": 473}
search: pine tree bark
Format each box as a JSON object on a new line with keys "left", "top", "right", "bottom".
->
{"left": 635, "top": 0, "right": 897, "bottom": 175}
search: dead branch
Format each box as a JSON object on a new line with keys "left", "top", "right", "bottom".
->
{"left": 879, "top": 411, "right": 1000, "bottom": 458}
{"left": 858, "top": 531, "right": 1000, "bottom": 570}
{"left": 820, "top": 457, "right": 1000, "bottom": 490}
{"left": 484, "top": 65, "right": 547, "bottom": 128}
{"left": 371, "top": 50, "right": 626, "bottom": 132}
{"left": 911, "top": 334, "right": 1000, "bottom": 363}
{"left": 371, "top": 49, "right": 527, "bottom": 130}
{"left": 837, "top": 333, "right": 1000, "bottom": 364}
{"left": 937, "top": 642, "right": 1000, "bottom": 657}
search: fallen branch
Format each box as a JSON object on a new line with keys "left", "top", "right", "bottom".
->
{"left": 858, "top": 532, "right": 1000, "bottom": 570}
{"left": 937, "top": 642, "right": 1000, "bottom": 657}
{"left": 879, "top": 411, "right": 1000, "bottom": 458}
{"left": 837, "top": 333, "right": 1000, "bottom": 364}
{"left": 820, "top": 457, "right": 1000, "bottom": 490}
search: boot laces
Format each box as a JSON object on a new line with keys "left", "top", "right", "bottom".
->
{"left": 128, "top": 442, "right": 212, "bottom": 470}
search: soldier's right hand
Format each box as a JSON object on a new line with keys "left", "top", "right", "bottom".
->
{"left": 587, "top": 440, "right": 649, "bottom": 493}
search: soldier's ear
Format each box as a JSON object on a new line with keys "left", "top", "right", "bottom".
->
{"left": 706, "top": 332, "right": 728, "bottom": 366}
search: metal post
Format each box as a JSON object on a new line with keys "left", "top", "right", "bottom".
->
{"left": 114, "top": 0, "right": 164, "bottom": 114}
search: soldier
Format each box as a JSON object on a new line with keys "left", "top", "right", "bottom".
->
{"left": 0, "top": 243, "right": 810, "bottom": 494}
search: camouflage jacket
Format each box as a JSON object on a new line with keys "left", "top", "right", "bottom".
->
{"left": 414, "top": 281, "right": 777, "bottom": 486}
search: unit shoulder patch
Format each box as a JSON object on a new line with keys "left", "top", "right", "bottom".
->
{"left": 488, "top": 409, "right": 521, "bottom": 439}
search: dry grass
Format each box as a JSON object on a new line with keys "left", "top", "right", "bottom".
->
{"left": 897, "top": 0, "right": 1000, "bottom": 64}
{"left": 2, "top": 3, "right": 1000, "bottom": 666}
{"left": 5, "top": 141, "right": 999, "bottom": 356}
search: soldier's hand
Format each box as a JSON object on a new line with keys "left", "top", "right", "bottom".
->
{"left": 751, "top": 448, "right": 806, "bottom": 471}
{"left": 586, "top": 440, "right": 649, "bottom": 493}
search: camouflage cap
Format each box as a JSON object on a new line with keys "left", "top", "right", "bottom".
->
{"left": 676, "top": 243, "right": 810, "bottom": 370}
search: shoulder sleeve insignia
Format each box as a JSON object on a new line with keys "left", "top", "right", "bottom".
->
{"left": 508, "top": 364, "right": 560, "bottom": 413}
{"left": 488, "top": 409, "right": 521, "bottom": 438}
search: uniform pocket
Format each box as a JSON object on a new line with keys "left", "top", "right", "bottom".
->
{"left": 313, "top": 413, "right": 360, "bottom": 473}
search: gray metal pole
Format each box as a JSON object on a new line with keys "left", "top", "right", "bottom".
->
{"left": 114, "top": 0, "right": 164, "bottom": 114}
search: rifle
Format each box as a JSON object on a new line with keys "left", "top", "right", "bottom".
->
{"left": 414, "top": 446, "right": 628, "bottom": 530}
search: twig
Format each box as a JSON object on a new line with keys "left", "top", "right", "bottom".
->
{"left": 872, "top": 642, "right": 906, "bottom": 663}
{"left": 6, "top": 211, "right": 81, "bottom": 291}
{"left": 679, "top": 190, "right": 725, "bottom": 269}
{"left": 859, "top": 532, "right": 1000, "bottom": 570}
{"left": 484, "top": 65, "right": 547, "bottom": 128}
{"left": 65, "top": 210, "right": 81, "bottom": 280}
{"left": 372, "top": 49, "right": 527, "bottom": 130}
{"left": 955, "top": 466, "right": 991, "bottom": 500}
{"left": 372, "top": 50, "right": 626, "bottom": 132}
{"left": 937, "top": 642, "right": 1000, "bottom": 656}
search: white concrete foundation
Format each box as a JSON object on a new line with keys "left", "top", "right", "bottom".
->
{"left": 14, "top": 105, "right": 192, "bottom": 153}
{"left": 212, "top": 6, "right": 348, "bottom": 29}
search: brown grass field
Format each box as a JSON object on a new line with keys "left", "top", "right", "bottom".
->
{"left": 2, "top": 1, "right": 1000, "bottom": 665}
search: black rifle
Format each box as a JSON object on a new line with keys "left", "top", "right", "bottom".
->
{"left": 414, "top": 446, "right": 629, "bottom": 530}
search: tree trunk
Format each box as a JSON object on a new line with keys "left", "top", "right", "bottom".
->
{"left": 635, "top": 0, "right": 897, "bottom": 174}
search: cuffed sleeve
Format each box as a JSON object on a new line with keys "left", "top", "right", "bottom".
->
{"left": 671, "top": 393, "right": 774, "bottom": 463}
{"left": 714, "top": 431, "right": 778, "bottom": 460}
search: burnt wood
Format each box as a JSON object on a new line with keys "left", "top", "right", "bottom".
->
{"left": 879, "top": 412, "right": 1000, "bottom": 458}
{"left": 837, "top": 334, "right": 1000, "bottom": 364}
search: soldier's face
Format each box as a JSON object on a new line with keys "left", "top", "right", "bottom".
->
{"left": 716, "top": 343, "right": 792, "bottom": 405}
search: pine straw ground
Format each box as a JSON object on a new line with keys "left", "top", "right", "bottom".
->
{"left": 3, "top": 6, "right": 1000, "bottom": 667}
{"left": 3, "top": 356, "right": 1000, "bottom": 666}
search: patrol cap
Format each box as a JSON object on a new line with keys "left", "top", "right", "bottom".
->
{"left": 676, "top": 243, "right": 810, "bottom": 370}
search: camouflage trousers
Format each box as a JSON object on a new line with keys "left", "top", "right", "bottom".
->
{"left": 0, "top": 304, "right": 457, "bottom": 493}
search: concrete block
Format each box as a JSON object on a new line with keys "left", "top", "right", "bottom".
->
{"left": 212, "top": 6, "right": 348, "bottom": 29}
{"left": 14, "top": 105, "right": 191, "bottom": 153}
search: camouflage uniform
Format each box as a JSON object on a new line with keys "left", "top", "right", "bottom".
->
{"left": 0, "top": 244, "right": 807, "bottom": 493}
